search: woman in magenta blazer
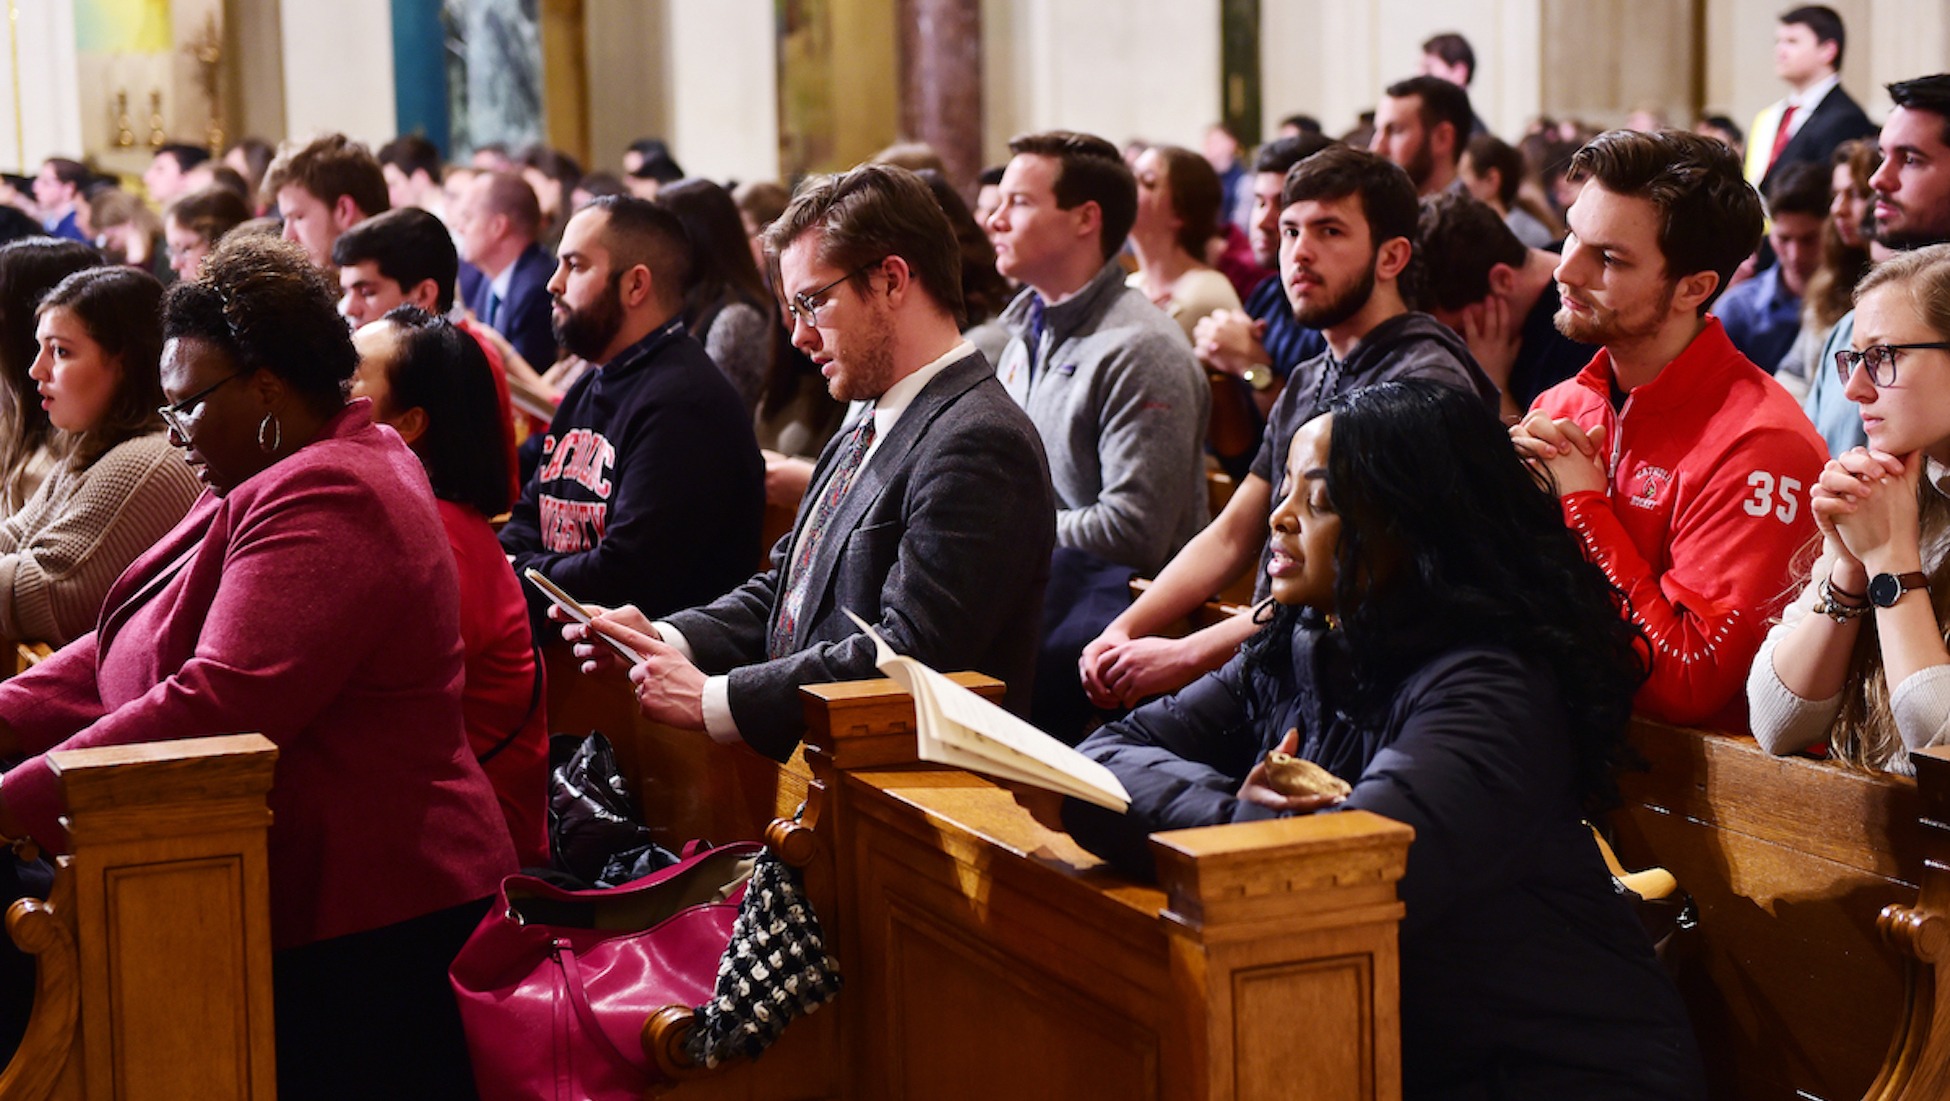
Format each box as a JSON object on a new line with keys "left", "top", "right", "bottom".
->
{"left": 0, "top": 236, "right": 515, "bottom": 1100}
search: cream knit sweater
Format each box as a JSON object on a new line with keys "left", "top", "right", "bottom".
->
{"left": 0, "top": 432, "right": 202, "bottom": 646}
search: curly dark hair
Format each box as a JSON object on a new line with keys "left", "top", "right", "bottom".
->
{"left": 161, "top": 234, "right": 355, "bottom": 412}
{"left": 1247, "top": 379, "right": 1649, "bottom": 812}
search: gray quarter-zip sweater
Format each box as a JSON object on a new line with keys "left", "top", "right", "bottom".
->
{"left": 996, "top": 260, "right": 1212, "bottom": 575}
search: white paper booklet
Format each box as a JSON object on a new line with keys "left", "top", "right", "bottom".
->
{"left": 843, "top": 610, "right": 1129, "bottom": 813}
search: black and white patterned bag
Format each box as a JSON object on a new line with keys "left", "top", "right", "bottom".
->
{"left": 683, "top": 847, "right": 843, "bottom": 1068}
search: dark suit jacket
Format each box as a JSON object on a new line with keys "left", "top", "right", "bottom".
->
{"left": 1761, "top": 84, "right": 1878, "bottom": 194}
{"left": 663, "top": 351, "right": 1056, "bottom": 759}
{"left": 465, "top": 242, "right": 559, "bottom": 373}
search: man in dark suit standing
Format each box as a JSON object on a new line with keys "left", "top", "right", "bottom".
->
{"left": 456, "top": 170, "right": 559, "bottom": 372}
{"left": 568, "top": 164, "right": 1056, "bottom": 760}
{"left": 1746, "top": 5, "right": 1877, "bottom": 194}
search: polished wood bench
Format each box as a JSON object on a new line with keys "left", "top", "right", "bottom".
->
{"left": 0, "top": 733, "right": 278, "bottom": 1101}
{"left": 1609, "top": 719, "right": 1923, "bottom": 1101}
{"left": 794, "top": 679, "right": 1411, "bottom": 1101}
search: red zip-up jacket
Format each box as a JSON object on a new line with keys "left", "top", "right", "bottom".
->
{"left": 1530, "top": 318, "right": 1828, "bottom": 731}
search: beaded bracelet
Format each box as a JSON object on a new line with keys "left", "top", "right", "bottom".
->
{"left": 1816, "top": 576, "right": 1871, "bottom": 623}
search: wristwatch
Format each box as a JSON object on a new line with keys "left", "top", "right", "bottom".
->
{"left": 1868, "top": 571, "right": 1930, "bottom": 608}
{"left": 1241, "top": 365, "right": 1276, "bottom": 392}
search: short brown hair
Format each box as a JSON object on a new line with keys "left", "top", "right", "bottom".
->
{"left": 1566, "top": 129, "right": 1761, "bottom": 312}
{"left": 166, "top": 186, "right": 251, "bottom": 249}
{"left": 1005, "top": 130, "right": 1136, "bottom": 261}
{"left": 262, "top": 133, "right": 389, "bottom": 221}
{"left": 761, "top": 163, "right": 964, "bottom": 324}
{"left": 1463, "top": 134, "right": 1526, "bottom": 208}
{"left": 1282, "top": 144, "right": 1421, "bottom": 250}
{"left": 41, "top": 158, "right": 88, "bottom": 190}
{"left": 1421, "top": 32, "right": 1475, "bottom": 83}
{"left": 1416, "top": 192, "right": 1527, "bottom": 312}
{"left": 477, "top": 170, "right": 543, "bottom": 239}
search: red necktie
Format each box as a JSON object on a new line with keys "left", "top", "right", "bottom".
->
{"left": 1768, "top": 105, "right": 1800, "bottom": 171}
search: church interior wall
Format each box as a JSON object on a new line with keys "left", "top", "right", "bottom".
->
{"left": 0, "top": 0, "right": 1947, "bottom": 192}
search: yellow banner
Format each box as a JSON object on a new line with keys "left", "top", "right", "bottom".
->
{"left": 75, "top": 0, "right": 171, "bottom": 54}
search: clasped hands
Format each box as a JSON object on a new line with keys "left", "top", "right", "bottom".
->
{"left": 1509, "top": 412, "right": 1608, "bottom": 497}
{"left": 1079, "top": 628, "right": 1198, "bottom": 709}
{"left": 549, "top": 602, "right": 708, "bottom": 730}
{"left": 1812, "top": 446, "right": 1924, "bottom": 576}
{"left": 1193, "top": 309, "right": 1269, "bottom": 378}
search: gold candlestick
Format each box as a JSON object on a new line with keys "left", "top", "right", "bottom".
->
{"left": 114, "top": 90, "right": 135, "bottom": 148}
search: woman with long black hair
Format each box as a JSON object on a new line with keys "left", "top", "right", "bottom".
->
{"left": 1064, "top": 379, "right": 1705, "bottom": 1098}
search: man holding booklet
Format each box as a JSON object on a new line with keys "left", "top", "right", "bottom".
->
{"left": 559, "top": 164, "right": 1056, "bottom": 760}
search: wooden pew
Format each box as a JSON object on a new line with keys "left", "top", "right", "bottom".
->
{"left": 0, "top": 733, "right": 278, "bottom": 1101}
{"left": 545, "top": 653, "right": 1412, "bottom": 1100}
{"left": 1607, "top": 719, "right": 1922, "bottom": 1101}
{"left": 1874, "top": 743, "right": 1950, "bottom": 1100}
{"left": 9, "top": 644, "right": 50, "bottom": 679}
{"left": 792, "top": 679, "right": 1411, "bottom": 1101}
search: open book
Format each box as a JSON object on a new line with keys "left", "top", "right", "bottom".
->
{"left": 844, "top": 610, "right": 1129, "bottom": 813}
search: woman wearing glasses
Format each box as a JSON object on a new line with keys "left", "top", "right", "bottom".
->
{"left": 0, "top": 267, "right": 201, "bottom": 646}
{"left": 0, "top": 235, "right": 514, "bottom": 1098}
{"left": 1750, "top": 243, "right": 1950, "bottom": 774}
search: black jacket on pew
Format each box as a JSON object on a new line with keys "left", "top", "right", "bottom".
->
{"left": 1064, "top": 620, "right": 1707, "bottom": 1100}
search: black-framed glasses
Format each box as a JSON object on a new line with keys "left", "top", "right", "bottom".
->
{"left": 1835, "top": 342, "right": 1950, "bottom": 387}
{"left": 159, "top": 372, "right": 244, "bottom": 440}
{"left": 783, "top": 258, "right": 886, "bottom": 326}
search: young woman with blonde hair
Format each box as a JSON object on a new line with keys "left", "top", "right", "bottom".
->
{"left": 1751, "top": 243, "right": 1950, "bottom": 772}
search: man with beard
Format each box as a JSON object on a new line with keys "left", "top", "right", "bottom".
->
{"left": 1804, "top": 74, "right": 1950, "bottom": 456}
{"left": 1511, "top": 129, "right": 1827, "bottom": 731}
{"left": 498, "top": 196, "right": 763, "bottom": 628}
{"left": 1193, "top": 132, "right": 1331, "bottom": 471}
{"left": 559, "top": 165, "right": 1055, "bottom": 759}
{"left": 1081, "top": 145, "right": 1494, "bottom": 712}
{"left": 1371, "top": 76, "right": 1473, "bottom": 198}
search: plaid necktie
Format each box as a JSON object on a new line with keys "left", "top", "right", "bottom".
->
{"left": 769, "top": 416, "right": 877, "bottom": 658}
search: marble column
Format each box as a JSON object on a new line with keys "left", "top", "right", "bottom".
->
{"left": 898, "top": 0, "right": 981, "bottom": 191}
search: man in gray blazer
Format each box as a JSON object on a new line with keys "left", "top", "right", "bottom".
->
{"left": 568, "top": 164, "right": 1056, "bottom": 759}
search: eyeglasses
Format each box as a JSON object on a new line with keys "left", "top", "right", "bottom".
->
{"left": 159, "top": 372, "right": 244, "bottom": 440}
{"left": 1835, "top": 342, "right": 1950, "bottom": 387}
{"left": 783, "top": 258, "right": 886, "bottom": 326}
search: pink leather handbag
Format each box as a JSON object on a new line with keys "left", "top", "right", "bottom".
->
{"left": 448, "top": 842, "right": 760, "bottom": 1101}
